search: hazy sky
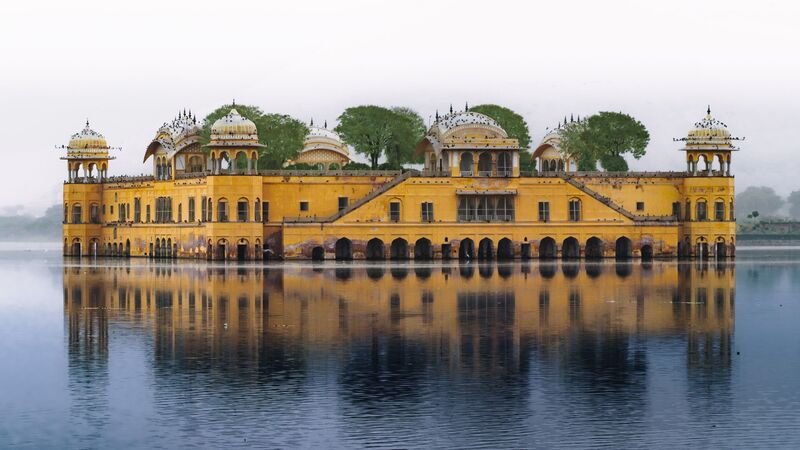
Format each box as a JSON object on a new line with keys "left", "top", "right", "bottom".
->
{"left": 1, "top": 0, "right": 798, "bottom": 215}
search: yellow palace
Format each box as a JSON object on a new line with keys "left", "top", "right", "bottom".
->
{"left": 61, "top": 107, "right": 738, "bottom": 260}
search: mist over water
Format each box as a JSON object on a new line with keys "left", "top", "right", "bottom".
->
{"left": 1, "top": 250, "right": 800, "bottom": 448}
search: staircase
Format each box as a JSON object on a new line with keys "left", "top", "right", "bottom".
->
{"left": 560, "top": 174, "right": 641, "bottom": 221}
{"left": 322, "top": 170, "right": 416, "bottom": 223}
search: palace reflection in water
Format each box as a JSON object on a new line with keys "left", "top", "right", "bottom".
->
{"left": 62, "top": 260, "right": 735, "bottom": 447}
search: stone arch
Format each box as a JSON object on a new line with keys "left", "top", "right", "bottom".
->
{"left": 366, "top": 238, "right": 385, "bottom": 260}
{"left": 71, "top": 238, "right": 81, "bottom": 256}
{"left": 414, "top": 238, "right": 432, "bottom": 260}
{"left": 390, "top": 238, "right": 409, "bottom": 260}
{"left": 216, "top": 239, "right": 228, "bottom": 260}
{"left": 539, "top": 237, "right": 557, "bottom": 259}
{"left": 615, "top": 237, "right": 633, "bottom": 260}
{"left": 478, "top": 238, "right": 494, "bottom": 260}
{"left": 112, "top": 242, "right": 118, "bottom": 256}
{"left": 459, "top": 238, "right": 475, "bottom": 260}
{"left": 125, "top": 239, "right": 131, "bottom": 257}
{"left": 585, "top": 237, "right": 604, "bottom": 259}
{"left": 335, "top": 238, "right": 352, "bottom": 260}
{"left": 715, "top": 236, "right": 727, "bottom": 258}
{"left": 497, "top": 238, "right": 513, "bottom": 260}
{"left": 641, "top": 244, "right": 654, "bottom": 261}
{"left": 562, "top": 237, "right": 580, "bottom": 259}
{"left": 311, "top": 246, "right": 325, "bottom": 261}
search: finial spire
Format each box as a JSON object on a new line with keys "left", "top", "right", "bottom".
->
{"left": 465, "top": 101, "right": 469, "bottom": 111}
{"left": 435, "top": 110, "right": 439, "bottom": 121}
{"left": 449, "top": 104, "right": 453, "bottom": 114}
{"left": 324, "top": 120, "right": 327, "bottom": 129}
{"left": 707, "top": 105, "right": 711, "bottom": 115}
{"left": 85, "top": 119, "right": 90, "bottom": 128}
{"left": 232, "top": 98, "right": 236, "bottom": 107}
{"left": 570, "top": 113, "right": 574, "bottom": 122}
{"left": 310, "top": 118, "right": 314, "bottom": 127}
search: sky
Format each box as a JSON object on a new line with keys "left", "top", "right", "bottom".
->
{"left": 1, "top": 0, "right": 798, "bottom": 215}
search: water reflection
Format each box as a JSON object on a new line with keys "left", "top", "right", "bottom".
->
{"left": 62, "top": 260, "right": 735, "bottom": 447}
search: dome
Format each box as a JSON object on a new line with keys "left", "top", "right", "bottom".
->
{"left": 430, "top": 111, "right": 506, "bottom": 139}
{"left": 302, "top": 126, "right": 349, "bottom": 157}
{"left": 67, "top": 121, "right": 109, "bottom": 151}
{"left": 677, "top": 107, "right": 741, "bottom": 151}
{"left": 207, "top": 108, "right": 262, "bottom": 148}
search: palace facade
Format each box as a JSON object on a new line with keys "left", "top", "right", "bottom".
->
{"left": 61, "top": 107, "right": 738, "bottom": 260}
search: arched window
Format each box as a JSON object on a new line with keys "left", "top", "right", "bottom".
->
{"left": 188, "top": 155, "right": 204, "bottom": 173}
{"left": 89, "top": 204, "right": 100, "bottom": 224}
{"left": 71, "top": 203, "right": 82, "bottom": 224}
{"left": 217, "top": 198, "right": 228, "bottom": 222}
{"left": 568, "top": 198, "right": 581, "bottom": 222}
{"left": 497, "top": 152, "right": 512, "bottom": 176}
{"left": 63, "top": 204, "right": 68, "bottom": 223}
{"left": 478, "top": 152, "right": 492, "bottom": 176}
{"left": 696, "top": 199, "right": 708, "bottom": 221}
{"left": 460, "top": 153, "right": 474, "bottom": 176}
{"left": 237, "top": 198, "right": 249, "bottom": 222}
{"left": 207, "top": 198, "right": 213, "bottom": 221}
{"left": 254, "top": 199, "right": 261, "bottom": 222}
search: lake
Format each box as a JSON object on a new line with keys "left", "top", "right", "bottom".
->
{"left": 1, "top": 247, "right": 799, "bottom": 448}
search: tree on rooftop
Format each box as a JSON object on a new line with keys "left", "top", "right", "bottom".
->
{"left": 336, "top": 106, "right": 423, "bottom": 169}
{"left": 559, "top": 111, "right": 649, "bottom": 171}
{"left": 385, "top": 107, "right": 426, "bottom": 168}
{"left": 255, "top": 114, "right": 308, "bottom": 170}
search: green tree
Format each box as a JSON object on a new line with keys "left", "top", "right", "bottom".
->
{"left": 255, "top": 114, "right": 308, "bottom": 170}
{"left": 735, "top": 186, "right": 783, "bottom": 220}
{"left": 789, "top": 191, "right": 800, "bottom": 219}
{"left": 336, "top": 105, "right": 424, "bottom": 169}
{"left": 559, "top": 120, "right": 597, "bottom": 171}
{"left": 335, "top": 106, "right": 393, "bottom": 169}
{"left": 470, "top": 104, "right": 535, "bottom": 171}
{"left": 199, "top": 103, "right": 307, "bottom": 170}
{"left": 558, "top": 111, "right": 649, "bottom": 171}
{"left": 385, "top": 107, "right": 425, "bottom": 168}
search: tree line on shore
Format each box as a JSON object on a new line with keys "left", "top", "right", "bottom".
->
{"left": 735, "top": 186, "right": 800, "bottom": 222}
{"left": 199, "top": 103, "right": 650, "bottom": 171}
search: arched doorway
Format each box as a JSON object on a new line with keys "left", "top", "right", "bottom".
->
{"left": 366, "top": 238, "right": 385, "bottom": 260}
{"left": 216, "top": 240, "right": 227, "bottom": 260}
{"left": 237, "top": 239, "right": 248, "bottom": 261}
{"left": 311, "top": 246, "right": 325, "bottom": 261}
{"left": 562, "top": 237, "right": 580, "bottom": 259}
{"left": 585, "top": 237, "right": 603, "bottom": 259}
{"left": 497, "top": 238, "right": 513, "bottom": 260}
{"left": 390, "top": 238, "right": 409, "bottom": 260}
{"left": 478, "top": 238, "right": 494, "bottom": 260}
{"left": 335, "top": 238, "right": 352, "bottom": 260}
{"left": 125, "top": 239, "right": 131, "bottom": 257}
{"left": 615, "top": 237, "right": 632, "bottom": 260}
{"left": 715, "top": 238, "right": 727, "bottom": 258}
{"left": 641, "top": 244, "right": 653, "bottom": 261}
{"left": 539, "top": 237, "right": 556, "bottom": 259}
{"left": 414, "top": 238, "right": 432, "bottom": 260}
{"left": 72, "top": 239, "right": 81, "bottom": 257}
{"left": 459, "top": 238, "right": 475, "bottom": 260}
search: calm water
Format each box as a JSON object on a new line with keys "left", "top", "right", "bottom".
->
{"left": 1, "top": 248, "right": 800, "bottom": 448}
